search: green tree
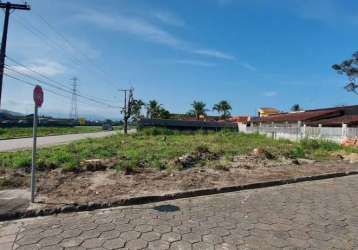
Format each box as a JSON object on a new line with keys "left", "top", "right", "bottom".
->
{"left": 146, "top": 100, "right": 171, "bottom": 119}
{"left": 189, "top": 101, "right": 208, "bottom": 119}
{"left": 146, "top": 100, "right": 161, "bottom": 118}
{"left": 158, "top": 107, "right": 171, "bottom": 119}
{"left": 213, "top": 100, "right": 232, "bottom": 119}
{"left": 332, "top": 51, "right": 358, "bottom": 94}
{"left": 291, "top": 104, "right": 301, "bottom": 112}
{"left": 131, "top": 99, "right": 145, "bottom": 121}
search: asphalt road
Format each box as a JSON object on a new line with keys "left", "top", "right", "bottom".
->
{"left": 0, "top": 131, "right": 120, "bottom": 152}
{"left": 1, "top": 175, "right": 357, "bottom": 249}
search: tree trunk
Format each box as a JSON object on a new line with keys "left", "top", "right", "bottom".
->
{"left": 124, "top": 117, "right": 128, "bottom": 134}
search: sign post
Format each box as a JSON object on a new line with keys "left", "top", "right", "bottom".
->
{"left": 31, "top": 85, "right": 43, "bottom": 203}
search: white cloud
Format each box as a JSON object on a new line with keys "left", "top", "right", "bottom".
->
{"left": 6, "top": 59, "right": 66, "bottom": 77}
{"left": 238, "top": 62, "right": 256, "bottom": 71}
{"left": 194, "top": 49, "right": 236, "bottom": 60}
{"left": 76, "top": 9, "right": 186, "bottom": 49}
{"left": 76, "top": 9, "right": 238, "bottom": 63}
{"left": 170, "top": 59, "right": 216, "bottom": 67}
{"left": 152, "top": 11, "right": 186, "bottom": 27}
{"left": 263, "top": 91, "right": 277, "bottom": 97}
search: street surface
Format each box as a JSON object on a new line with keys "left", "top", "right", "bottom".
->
{"left": 0, "top": 131, "right": 120, "bottom": 152}
{"left": 0, "top": 175, "right": 357, "bottom": 250}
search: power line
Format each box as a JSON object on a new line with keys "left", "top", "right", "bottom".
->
{"left": 11, "top": 14, "right": 89, "bottom": 71}
{"left": 6, "top": 56, "right": 118, "bottom": 103}
{"left": 13, "top": 12, "right": 121, "bottom": 90}
{"left": 6, "top": 55, "right": 70, "bottom": 89}
{"left": 0, "top": 1, "right": 30, "bottom": 108}
{"left": 4, "top": 72, "right": 120, "bottom": 109}
{"left": 5, "top": 64, "right": 120, "bottom": 108}
{"left": 34, "top": 12, "right": 121, "bottom": 88}
{"left": 5, "top": 73, "right": 71, "bottom": 100}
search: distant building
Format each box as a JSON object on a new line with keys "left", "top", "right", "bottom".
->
{"left": 257, "top": 107, "right": 280, "bottom": 117}
{"left": 253, "top": 105, "right": 358, "bottom": 127}
{"left": 138, "top": 118, "right": 236, "bottom": 131}
{"left": 167, "top": 113, "right": 220, "bottom": 121}
{"left": 228, "top": 116, "right": 250, "bottom": 124}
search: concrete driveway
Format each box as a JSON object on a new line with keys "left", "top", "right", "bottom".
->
{"left": 0, "top": 131, "right": 120, "bottom": 152}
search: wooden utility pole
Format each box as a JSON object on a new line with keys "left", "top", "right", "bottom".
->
{"left": 0, "top": 2, "right": 30, "bottom": 108}
{"left": 119, "top": 88, "right": 133, "bottom": 134}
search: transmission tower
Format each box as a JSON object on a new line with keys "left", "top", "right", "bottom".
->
{"left": 69, "top": 77, "right": 78, "bottom": 120}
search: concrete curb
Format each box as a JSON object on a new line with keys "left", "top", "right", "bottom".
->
{"left": 1, "top": 170, "right": 357, "bottom": 222}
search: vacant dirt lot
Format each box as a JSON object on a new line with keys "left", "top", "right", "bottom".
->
{"left": 6, "top": 157, "right": 356, "bottom": 207}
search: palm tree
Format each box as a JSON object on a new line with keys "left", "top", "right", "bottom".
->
{"left": 146, "top": 100, "right": 161, "bottom": 118}
{"left": 189, "top": 101, "right": 208, "bottom": 119}
{"left": 213, "top": 100, "right": 232, "bottom": 119}
{"left": 291, "top": 104, "right": 301, "bottom": 112}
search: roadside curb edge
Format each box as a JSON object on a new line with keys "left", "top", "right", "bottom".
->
{"left": 1, "top": 170, "right": 357, "bottom": 222}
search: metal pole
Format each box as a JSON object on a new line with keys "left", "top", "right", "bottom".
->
{"left": 31, "top": 104, "right": 38, "bottom": 203}
{"left": 124, "top": 90, "right": 128, "bottom": 134}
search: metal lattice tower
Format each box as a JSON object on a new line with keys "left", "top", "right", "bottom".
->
{"left": 69, "top": 77, "right": 78, "bottom": 120}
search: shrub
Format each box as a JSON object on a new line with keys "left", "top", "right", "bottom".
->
{"left": 300, "top": 139, "right": 320, "bottom": 150}
{"left": 300, "top": 139, "right": 341, "bottom": 152}
{"left": 289, "top": 146, "right": 305, "bottom": 158}
{"left": 141, "top": 127, "right": 174, "bottom": 136}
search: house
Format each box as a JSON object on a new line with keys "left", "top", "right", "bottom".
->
{"left": 227, "top": 116, "right": 250, "bottom": 124}
{"left": 253, "top": 105, "right": 358, "bottom": 127}
{"left": 257, "top": 107, "right": 280, "bottom": 117}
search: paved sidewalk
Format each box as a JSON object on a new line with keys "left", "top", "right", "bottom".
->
{"left": 1, "top": 175, "right": 357, "bottom": 250}
{"left": 0, "top": 131, "right": 120, "bottom": 152}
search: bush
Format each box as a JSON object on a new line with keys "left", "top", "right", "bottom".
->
{"left": 300, "top": 139, "right": 341, "bottom": 152}
{"left": 300, "top": 139, "right": 320, "bottom": 150}
{"left": 289, "top": 146, "right": 305, "bottom": 158}
{"left": 141, "top": 127, "right": 175, "bottom": 136}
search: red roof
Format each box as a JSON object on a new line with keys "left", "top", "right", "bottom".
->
{"left": 228, "top": 116, "right": 249, "bottom": 123}
{"left": 307, "top": 115, "right": 358, "bottom": 126}
{"left": 258, "top": 109, "right": 342, "bottom": 123}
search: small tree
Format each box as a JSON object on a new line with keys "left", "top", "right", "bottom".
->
{"left": 146, "top": 100, "right": 161, "bottom": 118}
{"left": 332, "top": 51, "right": 358, "bottom": 94}
{"left": 291, "top": 104, "right": 301, "bottom": 112}
{"left": 189, "top": 101, "right": 208, "bottom": 119}
{"left": 158, "top": 107, "right": 171, "bottom": 119}
{"left": 213, "top": 100, "right": 232, "bottom": 119}
{"left": 145, "top": 100, "right": 171, "bottom": 119}
{"left": 121, "top": 89, "right": 143, "bottom": 134}
{"left": 131, "top": 99, "right": 145, "bottom": 121}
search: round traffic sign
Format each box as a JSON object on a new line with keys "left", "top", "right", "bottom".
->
{"left": 33, "top": 85, "right": 44, "bottom": 107}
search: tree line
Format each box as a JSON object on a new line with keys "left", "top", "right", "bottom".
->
{"left": 128, "top": 99, "right": 233, "bottom": 121}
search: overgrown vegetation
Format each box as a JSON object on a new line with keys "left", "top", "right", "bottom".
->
{"left": 1, "top": 130, "right": 355, "bottom": 175}
{"left": 0, "top": 126, "right": 104, "bottom": 140}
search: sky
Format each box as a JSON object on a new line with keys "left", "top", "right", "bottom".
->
{"left": 2, "top": 0, "right": 358, "bottom": 119}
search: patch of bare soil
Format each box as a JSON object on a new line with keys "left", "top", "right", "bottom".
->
{"left": 2, "top": 149, "right": 358, "bottom": 209}
{"left": 32, "top": 155, "right": 358, "bottom": 206}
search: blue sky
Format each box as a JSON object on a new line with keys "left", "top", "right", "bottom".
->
{"left": 2, "top": 0, "right": 358, "bottom": 119}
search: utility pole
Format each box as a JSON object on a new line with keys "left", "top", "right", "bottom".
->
{"left": 119, "top": 88, "right": 133, "bottom": 134}
{"left": 69, "top": 77, "right": 79, "bottom": 121}
{"left": 0, "top": 2, "right": 30, "bottom": 108}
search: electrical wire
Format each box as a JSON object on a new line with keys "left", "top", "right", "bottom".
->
{"left": 5, "top": 65, "right": 120, "bottom": 108}
{"left": 33, "top": 11, "right": 120, "bottom": 88}
{"left": 6, "top": 56, "right": 118, "bottom": 103}
{"left": 4, "top": 72, "right": 120, "bottom": 109}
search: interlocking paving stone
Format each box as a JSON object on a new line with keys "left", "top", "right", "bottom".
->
{"left": 102, "top": 237, "right": 125, "bottom": 249}
{"left": 0, "top": 175, "right": 357, "bottom": 249}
